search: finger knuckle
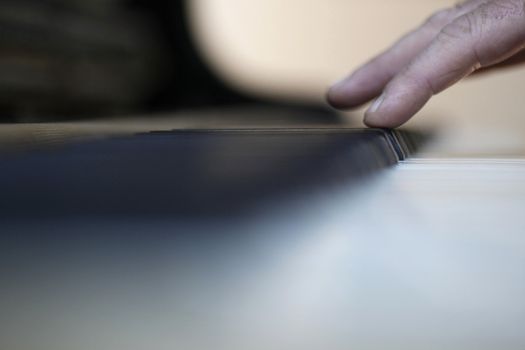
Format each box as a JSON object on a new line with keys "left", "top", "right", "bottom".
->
{"left": 440, "top": 13, "right": 480, "bottom": 41}
{"left": 453, "top": 0, "right": 474, "bottom": 10}
{"left": 424, "top": 8, "right": 455, "bottom": 29}
{"left": 402, "top": 69, "right": 437, "bottom": 96}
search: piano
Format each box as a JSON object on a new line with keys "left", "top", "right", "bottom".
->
{"left": 0, "top": 1, "right": 524, "bottom": 350}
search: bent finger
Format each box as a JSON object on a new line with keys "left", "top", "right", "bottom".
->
{"left": 327, "top": 0, "right": 488, "bottom": 109}
{"left": 364, "top": 0, "right": 525, "bottom": 128}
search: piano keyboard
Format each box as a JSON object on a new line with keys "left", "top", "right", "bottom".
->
{"left": 1, "top": 115, "right": 524, "bottom": 350}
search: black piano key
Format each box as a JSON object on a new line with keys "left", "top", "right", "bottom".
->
{"left": 0, "top": 128, "right": 420, "bottom": 218}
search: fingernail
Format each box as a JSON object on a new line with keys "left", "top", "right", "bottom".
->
{"left": 368, "top": 93, "right": 386, "bottom": 114}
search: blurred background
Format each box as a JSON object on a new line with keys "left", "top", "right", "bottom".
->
{"left": 0, "top": 0, "right": 257, "bottom": 122}
{"left": 2, "top": 0, "right": 525, "bottom": 156}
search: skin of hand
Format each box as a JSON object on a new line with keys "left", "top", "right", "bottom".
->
{"left": 326, "top": 0, "right": 525, "bottom": 128}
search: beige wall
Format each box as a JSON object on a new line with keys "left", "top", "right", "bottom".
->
{"left": 189, "top": 0, "right": 525, "bottom": 156}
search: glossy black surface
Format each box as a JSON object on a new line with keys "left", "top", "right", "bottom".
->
{"left": 0, "top": 128, "right": 406, "bottom": 218}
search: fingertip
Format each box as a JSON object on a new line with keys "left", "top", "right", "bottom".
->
{"left": 364, "top": 93, "right": 409, "bottom": 129}
{"left": 363, "top": 113, "right": 404, "bottom": 129}
{"left": 325, "top": 84, "right": 347, "bottom": 109}
{"left": 326, "top": 77, "right": 355, "bottom": 109}
{"left": 326, "top": 77, "right": 378, "bottom": 110}
{"left": 364, "top": 110, "right": 402, "bottom": 129}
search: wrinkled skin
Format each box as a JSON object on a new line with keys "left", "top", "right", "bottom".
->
{"left": 327, "top": 0, "right": 525, "bottom": 128}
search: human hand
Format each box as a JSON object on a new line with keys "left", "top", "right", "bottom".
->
{"left": 326, "top": 0, "right": 525, "bottom": 128}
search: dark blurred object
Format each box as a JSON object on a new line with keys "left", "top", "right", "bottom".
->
{"left": 128, "top": 0, "right": 255, "bottom": 111}
{"left": 0, "top": 0, "right": 333, "bottom": 122}
{"left": 0, "top": 128, "right": 419, "bottom": 218}
{"left": 0, "top": 0, "right": 169, "bottom": 121}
